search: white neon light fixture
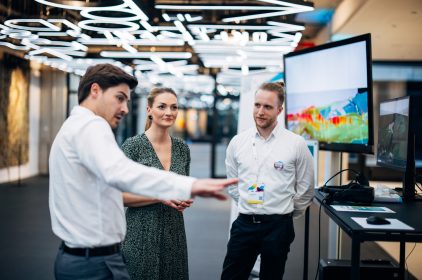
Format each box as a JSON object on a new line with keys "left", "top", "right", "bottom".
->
{"left": 100, "top": 51, "right": 192, "bottom": 59}
{"left": 155, "top": 5, "right": 294, "bottom": 10}
{"left": 0, "top": 42, "right": 30, "bottom": 51}
{"left": 267, "top": 21, "right": 305, "bottom": 31}
{"left": 162, "top": 13, "right": 171, "bottom": 22}
{"left": 140, "top": 21, "right": 156, "bottom": 32}
{"left": 258, "top": 0, "right": 314, "bottom": 11}
{"left": 35, "top": 0, "right": 127, "bottom": 11}
{"left": 78, "top": 20, "right": 139, "bottom": 32}
{"left": 222, "top": 9, "right": 300, "bottom": 22}
{"left": 4, "top": 19, "right": 60, "bottom": 32}
{"left": 80, "top": 8, "right": 143, "bottom": 22}
{"left": 123, "top": 0, "right": 149, "bottom": 21}
{"left": 48, "top": 19, "right": 81, "bottom": 33}
{"left": 122, "top": 43, "right": 138, "bottom": 53}
{"left": 174, "top": 21, "right": 195, "bottom": 45}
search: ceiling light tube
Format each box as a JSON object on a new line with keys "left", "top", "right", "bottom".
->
{"left": 123, "top": 0, "right": 149, "bottom": 20}
{"left": 140, "top": 21, "right": 155, "bottom": 32}
{"left": 78, "top": 20, "right": 139, "bottom": 32}
{"left": 0, "top": 41, "right": 30, "bottom": 51}
{"left": 48, "top": 19, "right": 81, "bottom": 33}
{"left": 177, "top": 14, "right": 185, "bottom": 22}
{"left": 100, "top": 51, "right": 192, "bottom": 59}
{"left": 122, "top": 43, "right": 138, "bottom": 53}
{"left": 29, "top": 48, "right": 73, "bottom": 61}
{"left": 37, "top": 32, "right": 68, "bottom": 37}
{"left": 5, "top": 19, "right": 60, "bottom": 32}
{"left": 71, "top": 41, "right": 88, "bottom": 51}
{"left": 222, "top": 9, "right": 299, "bottom": 22}
{"left": 155, "top": 4, "right": 293, "bottom": 10}
{"left": 162, "top": 13, "right": 171, "bottom": 22}
{"left": 103, "top": 31, "right": 116, "bottom": 44}
{"left": 80, "top": 8, "right": 144, "bottom": 22}
{"left": 267, "top": 21, "right": 305, "bottom": 30}
{"left": 114, "top": 31, "right": 136, "bottom": 41}
{"left": 35, "top": 0, "right": 127, "bottom": 10}
{"left": 188, "top": 24, "right": 280, "bottom": 30}
{"left": 257, "top": 0, "right": 314, "bottom": 11}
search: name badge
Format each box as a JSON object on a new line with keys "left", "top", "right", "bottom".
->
{"left": 274, "top": 160, "right": 284, "bottom": 171}
{"left": 247, "top": 183, "right": 265, "bottom": 204}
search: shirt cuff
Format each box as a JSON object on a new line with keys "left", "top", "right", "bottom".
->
{"left": 169, "top": 175, "right": 196, "bottom": 200}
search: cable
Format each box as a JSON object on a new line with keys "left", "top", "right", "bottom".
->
{"left": 322, "top": 168, "right": 361, "bottom": 187}
{"left": 405, "top": 243, "right": 417, "bottom": 280}
{"left": 314, "top": 198, "right": 326, "bottom": 280}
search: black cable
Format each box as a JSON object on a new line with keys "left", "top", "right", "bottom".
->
{"left": 322, "top": 168, "right": 361, "bottom": 187}
{"left": 405, "top": 243, "right": 417, "bottom": 280}
{"left": 314, "top": 198, "right": 326, "bottom": 280}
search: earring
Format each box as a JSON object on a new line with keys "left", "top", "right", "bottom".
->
{"left": 148, "top": 115, "right": 152, "bottom": 120}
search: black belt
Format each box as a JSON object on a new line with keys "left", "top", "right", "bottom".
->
{"left": 239, "top": 213, "right": 292, "bottom": 224}
{"left": 62, "top": 242, "right": 121, "bottom": 257}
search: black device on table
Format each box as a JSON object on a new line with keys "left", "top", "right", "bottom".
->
{"left": 366, "top": 215, "right": 391, "bottom": 225}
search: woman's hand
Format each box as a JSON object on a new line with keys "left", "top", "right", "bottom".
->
{"left": 162, "top": 199, "right": 194, "bottom": 212}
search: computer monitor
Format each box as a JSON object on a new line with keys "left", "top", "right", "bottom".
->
{"left": 284, "top": 34, "right": 373, "bottom": 154}
{"left": 377, "top": 96, "right": 416, "bottom": 200}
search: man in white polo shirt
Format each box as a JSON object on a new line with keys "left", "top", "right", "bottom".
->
{"left": 221, "top": 82, "right": 314, "bottom": 279}
{"left": 49, "top": 63, "right": 237, "bottom": 280}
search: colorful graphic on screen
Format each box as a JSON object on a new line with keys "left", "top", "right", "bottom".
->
{"left": 287, "top": 88, "right": 368, "bottom": 144}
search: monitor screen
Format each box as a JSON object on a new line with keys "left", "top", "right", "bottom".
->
{"left": 284, "top": 34, "right": 373, "bottom": 154}
{"left": 376, "top": 96, "right": 410, "bottom": 170}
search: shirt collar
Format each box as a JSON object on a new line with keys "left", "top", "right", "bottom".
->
{"left": 253, "top": 122, "right": 281, "bottom": 140}
{"left": 71, "top": 105, "right": 95, "bottom": 117}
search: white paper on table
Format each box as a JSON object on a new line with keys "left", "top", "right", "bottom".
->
{"left": 351, "top": 217, "right": 414, "bottom": 230}
{"left": 332, "top": 205, "right": 395, "bottom": 213}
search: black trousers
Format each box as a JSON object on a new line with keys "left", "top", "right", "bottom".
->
{"left": 221, "top": 213, "right": 295, "bottom": 280}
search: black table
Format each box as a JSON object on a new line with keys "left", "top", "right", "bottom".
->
{"left": 314, "top": 189, "right": 422, "bottom": 280}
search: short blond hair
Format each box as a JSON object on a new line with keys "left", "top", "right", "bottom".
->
{"left": 257, "top": 82, "right": 285, "bottom": 106}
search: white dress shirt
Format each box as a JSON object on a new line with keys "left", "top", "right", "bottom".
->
{"left": 49, "top": 106, "right": 195, "bottom": 248}
{"left": 226, "top": 123, "right": 314, "bottom": 218}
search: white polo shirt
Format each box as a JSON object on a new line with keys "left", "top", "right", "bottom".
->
{"left": 226, "top": 123, "right": 314, "bottom": 217}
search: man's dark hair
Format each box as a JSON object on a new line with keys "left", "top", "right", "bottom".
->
{"left": 257, "top": 81, "right": 285, "bottom": 106}
{"left": 78, "top": 63, "right": 138, "bottom": 103}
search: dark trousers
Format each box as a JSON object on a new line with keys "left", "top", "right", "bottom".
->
{"left": 221, "top": 213, "right": 295, "bottom": 280}
{"left": 55, "top": 245, "right": 130, "bottom": 280}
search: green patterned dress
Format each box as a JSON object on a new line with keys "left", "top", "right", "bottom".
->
{"left": 121, "top": 133, "right": 190, "bottom": 280}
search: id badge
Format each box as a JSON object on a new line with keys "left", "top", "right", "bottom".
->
{"left": 247, "top": 183, "right": 265, "bottom": 204}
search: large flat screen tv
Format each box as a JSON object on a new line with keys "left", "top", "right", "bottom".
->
{"left": 284, "top": 34, "right": 373, "bottom": 154}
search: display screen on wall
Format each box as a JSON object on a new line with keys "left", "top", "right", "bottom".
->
{"left": 0, "top": 53, "right": 30, "bottom": 168}
{"left": 284, "top": 34, "right": 374, "bottom": 154}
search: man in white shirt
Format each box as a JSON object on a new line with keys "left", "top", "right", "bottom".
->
{"left": 49, "top": 63, "right": 237, "bottom": 280}
{"left": 221, "top": 82, "right": 314, "bottom": 280}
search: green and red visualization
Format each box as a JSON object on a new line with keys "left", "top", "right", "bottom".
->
{"left": 287, "top": 89, "right": 368, "bottom": 144}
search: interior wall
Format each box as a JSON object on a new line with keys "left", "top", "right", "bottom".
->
{"left": 38, "top": 69, "right": 68, "bottom": 174}
{"left": 0, "top": 62, "right": 41, "bottom": 184}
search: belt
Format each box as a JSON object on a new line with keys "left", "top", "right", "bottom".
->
{"left": 239, "top": 213, "right": 292, "bottom": 224}
{"left": 62, "top": 242, "right": 121, "bottom": 257}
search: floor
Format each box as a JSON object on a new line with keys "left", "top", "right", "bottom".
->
{"left": 0, "top": 143, "right": 406, "bottom": 280}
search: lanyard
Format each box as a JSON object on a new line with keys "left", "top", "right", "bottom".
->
{"left": 252, "top": 137, "right": 273, "bottom": 182}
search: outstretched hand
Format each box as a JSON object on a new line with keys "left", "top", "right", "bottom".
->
{"left": 191, "top": 178, "right": 239, "bottom": 200}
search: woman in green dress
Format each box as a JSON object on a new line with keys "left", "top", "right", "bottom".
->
{"left": 121, "top": 87, "right": 193, "bottom": 280}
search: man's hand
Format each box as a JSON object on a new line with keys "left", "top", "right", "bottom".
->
{"left": 191, "top": 178, "right": 239, "bottom": 200}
